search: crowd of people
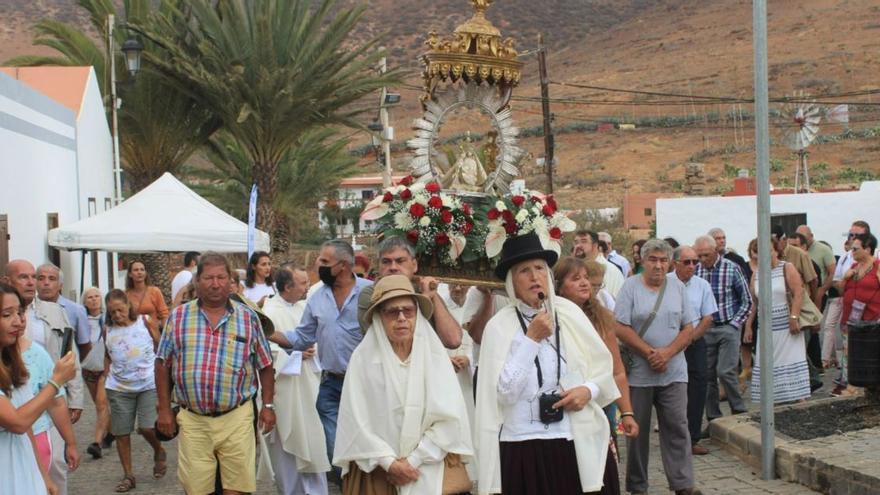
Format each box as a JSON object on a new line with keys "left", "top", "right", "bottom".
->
{"left": 0, "top": 218, "right": 876, "bottom": 495}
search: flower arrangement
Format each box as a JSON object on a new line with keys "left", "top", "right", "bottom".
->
{"left": 483, "top": 189, "right": 577, "bottom": 259}
{"left": 361, "top": 176, "right": 486, "bottom": 265}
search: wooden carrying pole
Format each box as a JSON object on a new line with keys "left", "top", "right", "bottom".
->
{"left": 538, "top": 35, "right": 555, "bottom": 194}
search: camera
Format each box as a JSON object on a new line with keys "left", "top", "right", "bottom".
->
{"left": 538, "top": 392, "right": 564, "bottom": 424}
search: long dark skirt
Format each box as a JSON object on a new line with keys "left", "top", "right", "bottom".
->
{"left": 500, "top": 438, "right": 619, "bottom": 495}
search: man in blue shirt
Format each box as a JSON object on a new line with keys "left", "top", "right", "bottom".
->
{"left": 282, "top": 239, "right": 372, "bottom": 481}
{"left": 670, "top": 246, "right": 717, "bottom": 456}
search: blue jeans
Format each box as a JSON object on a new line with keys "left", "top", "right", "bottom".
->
{"left": 317, "top": 374, "right": 344, "bottom": 479}
{"left": 684, "top": 337, "right": 708, "bottom": 444}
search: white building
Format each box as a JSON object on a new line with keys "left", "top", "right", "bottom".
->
{"left": 0, "top": 66, "right": 114, "bottom": 297}
{"left": 318, "top": 175, "right": 405, "bottom": 236}
{"left": 657, "top": 181, "right": 880, "bottom": 256}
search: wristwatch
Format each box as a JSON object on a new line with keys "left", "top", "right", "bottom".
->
{"left": 263, "top": 403, "right": 275, "bottom": 410}
{"left": 789, "top": 315, "right": 799, "bottom": 320}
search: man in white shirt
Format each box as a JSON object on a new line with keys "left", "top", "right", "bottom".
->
{"left": 262, "top": 264, "right": 328, "bottom": 495}
{"left": 170, "top": 251, "right": 200, "bottom": 302}
{"left": 671, "top": 246, "right": 718, "bottom": 456}
{"left": 573, "top": 230, "right": 625, "bottom": 297}
{"left": 599, "top": 231, "right": 632, "bottom": 276}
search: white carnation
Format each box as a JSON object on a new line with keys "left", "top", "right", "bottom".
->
{"left": 394, "top": 211, "right": 413, "bottom": 230}
{"left": 515, "top": 208, "right": 529, "bottom": 223}
{"left": 410, "top": 182, "right": 425, "bottom": 193}
{"left": 531, "top": 216, "right": 548, "bottom": 233}
{"left": 419, "top": 216, "right": 431, "bottom": 227}
{"left": 495, "top": 200, "right": 507, "bottom": 211}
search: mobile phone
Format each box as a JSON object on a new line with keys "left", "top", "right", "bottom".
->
{"left": 60, "top": 327, "right": 74, "bottom": 356}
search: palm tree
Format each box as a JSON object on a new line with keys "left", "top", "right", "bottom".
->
{"left": 185, "top": 128, "right": 361, "bottom": 243}
{"left": 132, "top": 0, "right": 400, "bottom": 251}
{"left": 5, "top": 0, "right": 220, "bottom": 193}
{"left": 7, "top": 0, "right": 220, "bottom": 296}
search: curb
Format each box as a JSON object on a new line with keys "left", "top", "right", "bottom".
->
{"left": 709, "top": 397, "right": 880, "bottom": 494}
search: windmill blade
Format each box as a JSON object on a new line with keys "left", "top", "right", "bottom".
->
{"left": 826, "top": 104, "right": 849, "bottom": 124}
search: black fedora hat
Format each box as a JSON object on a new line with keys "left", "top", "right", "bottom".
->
{"left": 494, "top": 232, "right": 559, "bottom": 280}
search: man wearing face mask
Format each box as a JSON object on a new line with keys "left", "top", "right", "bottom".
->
{"left": 283, "top": 239, "right": 372, "bottom": 485}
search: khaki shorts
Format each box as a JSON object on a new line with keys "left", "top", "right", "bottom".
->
{"left": 176, "top": 400, "right": 256, "bottom": 494}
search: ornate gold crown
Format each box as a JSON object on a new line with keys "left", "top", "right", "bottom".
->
{"left": 420, "top": 0, "right": 523, "bottom": 103}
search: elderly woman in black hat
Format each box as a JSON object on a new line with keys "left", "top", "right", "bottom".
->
{"left": 333, "top": 275, "right": 473, "bottom": 495}
{"left": 474, "top": 233, "right": 620, "bottom": 495}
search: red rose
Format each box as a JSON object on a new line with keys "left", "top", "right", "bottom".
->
{"left": 511, "top": 195, "right": 525, "bottom": 207}
{"left": 426, "top": 182, "right": 441, "bottom": 193}
{"left": 399, "top": 188, "right": 412, "bottom": 200}
{"left": 409, "top": 203, "right": 426, "bottom": 218}
{"left": 399, "top": 175, "right": 414, "bottom": 186}
{"left": 441, "top": 210, "right": 453, "bottom": 224}
{"left": 407, "top": 229, "right": 419, "bottom": 244}
{"left": 504, "top": 221, "right": 517, "bottom": 234}
{"left": 462, "top": 203, "right": 472, "bottom": 215}
{"left": 549, "top": 227, "right": 562, "bottom": 239}
{"left": 382, "top": 191, "right": 393, "bottom": 202}
{"left": 461, "top": 222, "right": 473, "bottom": 234}
{"left": 487, "top": 208, "right": 500, "bottom": 220}
{"left": 546, "top": 195, "right": 558, "bottom": 210}
{"left": 428, "top": 196, "right": 443, "bottom": 209}
{"left": 542, "top": 204, "right": 556, "bottom": 216}
{"left": 435, "top": 232, "right": 450, "bottom": 245}
{"left": 502, "top": 210, "right": 515, "bottom": 224}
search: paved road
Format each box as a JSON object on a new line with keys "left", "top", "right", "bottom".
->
{"left": 67, "top": 371, "right": 839, "bottom": 494}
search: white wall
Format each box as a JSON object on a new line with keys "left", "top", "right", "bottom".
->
{"left": 657, "top": 182, "right": 880, "bottom": 256}
{"left": 73, "top": 68, "right": 114, "bottom": 294}
{"left": 0, "top": 74, "right": 80, "bottom": 298}
{"left": 318, "top": 187, "right": 377, "bottom": 235}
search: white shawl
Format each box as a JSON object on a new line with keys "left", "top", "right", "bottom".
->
{"left": 474, "top": 269, "right": 620, "bottom": 494}
{"left": 333, "top": 312, "right": 474, "bottom": 495}
{"left": 260, "top": 297, "right": 329, "bottom": 474}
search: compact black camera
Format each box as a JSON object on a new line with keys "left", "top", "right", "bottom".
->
{"left": 538, "top": 392, "right": 564, "bottom": 424}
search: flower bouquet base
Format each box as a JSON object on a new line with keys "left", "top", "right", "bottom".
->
{"left": 415, "top": 256, "right": 505, "bottom": 290}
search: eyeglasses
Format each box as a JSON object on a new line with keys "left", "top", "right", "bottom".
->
{"left": 678, "top": 259, "right": 699, "bottom": 266}
{"left": 380, "top": 306, "right": 416, "bottom": 319}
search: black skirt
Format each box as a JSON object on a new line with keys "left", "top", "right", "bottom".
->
{"left": 500, "top": 438, "right": 619, "bottom": 495}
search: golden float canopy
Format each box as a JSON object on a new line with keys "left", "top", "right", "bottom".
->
{"left": 421, "top": 0, "right": 523, "bottom": 103}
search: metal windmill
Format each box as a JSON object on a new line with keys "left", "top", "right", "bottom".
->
{"left": 779, "top": 92, "right": 822, "bottom": 193}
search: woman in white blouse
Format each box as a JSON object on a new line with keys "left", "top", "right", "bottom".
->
{"left": 242, "top": 251, "right": 276, "bottom": 306}
{"left": 475, "top": 233, "right": 619, "bottom": 495}
{"left": 333, "top": 275, "right": 473, "bottom": 495}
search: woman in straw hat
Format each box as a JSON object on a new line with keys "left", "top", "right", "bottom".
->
{"left": 475, "top": 233, "right": 619, "bottom": 495}
{"left": 333, "top": 274, "right": 474, "bottom": 494}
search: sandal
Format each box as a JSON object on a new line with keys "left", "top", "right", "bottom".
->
{"left": 115, "top": 475, "right": 135, "bottom": 493}
{"left": 153, "top": 449, "right": 167, "bottom": 479}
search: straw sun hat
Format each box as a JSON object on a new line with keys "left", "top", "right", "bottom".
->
{"left": 364, "top": 274, "right": 434, "bottom": 323}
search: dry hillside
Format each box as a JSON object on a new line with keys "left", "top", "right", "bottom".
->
{"left": 3, "top": 0, "right": 880, "bottom": 212}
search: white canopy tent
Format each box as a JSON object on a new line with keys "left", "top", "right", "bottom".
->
{"left": 49, "top": 172, "right": 270, "bottom": 253}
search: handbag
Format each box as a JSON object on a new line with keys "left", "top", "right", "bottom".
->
{"left": 621, "top": 280, "right": 667, "bottom": 373}
{"left": 782, "top": 262, "right": 822, "bottom": 329}
{"left": 441, "top": 453, "right": 472, "bottom": 494}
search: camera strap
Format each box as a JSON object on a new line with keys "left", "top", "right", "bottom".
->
{"left": 514, "top": 309, "right": 561, "bottom": 388}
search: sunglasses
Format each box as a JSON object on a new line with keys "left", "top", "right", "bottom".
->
{"left": 678, "top": 259, "right": 699, "bottom": 266}
{"left": 381, "top": 306, "right": 416, "bottom": 319}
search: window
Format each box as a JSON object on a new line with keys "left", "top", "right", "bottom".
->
{"left": 361, "top": 190, "right": 375, "bottom": 200}
{"left": 771, "top": 213, "right": 807, "bottom": 239}
{"left": 644, "top": 207, "right": 653, "bottom": 217}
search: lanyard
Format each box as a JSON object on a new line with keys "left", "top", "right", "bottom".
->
{"left": 514, "top": 309, "right": 561, "bottom": 388}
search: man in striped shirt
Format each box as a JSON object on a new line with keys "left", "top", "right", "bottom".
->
{"left": 156, "top": 253, "right": 275, "bottom": 495}
{"left": 694, "top": 235, "right": 752, "bottom": 423}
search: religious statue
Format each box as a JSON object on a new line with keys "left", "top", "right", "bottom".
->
{"left": 481, "top": 130, "right": 499, "bottom": 174}
{"left": 441, "top": 134, "right": 488, "bottom": 192}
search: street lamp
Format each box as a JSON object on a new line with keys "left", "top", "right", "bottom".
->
{"left": 121, "top": 38, "right": 144, "bottom": 76}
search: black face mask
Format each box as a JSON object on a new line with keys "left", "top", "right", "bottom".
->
{"left": 318, "top": 264, "right": 337, "bottom": 286}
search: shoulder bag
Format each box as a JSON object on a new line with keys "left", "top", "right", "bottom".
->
{"left": 621, "top": 280, "right": 667, "bottom": 373}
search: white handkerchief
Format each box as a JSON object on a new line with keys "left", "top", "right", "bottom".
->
{"left": 278, "top": 351, "right": 303, "bottom": 376}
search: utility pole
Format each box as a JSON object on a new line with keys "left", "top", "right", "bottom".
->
{"left": 538, "top": 34, "right": 555, "bottom": 194}
{"left": 753, "top": 0, "right": 776, "bottom": 481}
{"left": 378, "top": 50, "right": 392, "bottom": 188}
{"left": 107, "top": 14, "right": 122, "bottom": 205}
